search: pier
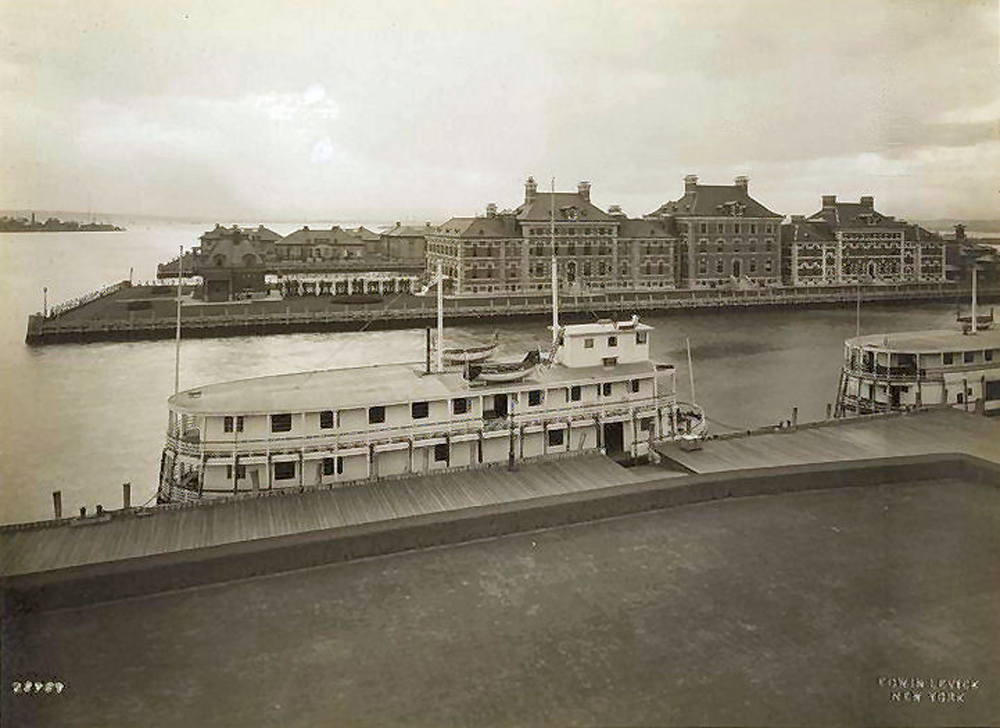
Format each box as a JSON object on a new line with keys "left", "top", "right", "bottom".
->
{"left": 24, "top": 280, "right": 998, "bottom": 344}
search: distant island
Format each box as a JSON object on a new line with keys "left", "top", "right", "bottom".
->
{"left": 0, "top": 214, "right": 124, "bottom": 233}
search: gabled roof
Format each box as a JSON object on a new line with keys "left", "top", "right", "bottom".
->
{"left": 648, "top": 184, "right": 782, "bottom": 219}
{"left": 351, "top": 226, "right": 381, "bottom": 242}
{"left": 808, "top": 203, "right": 905, "bottom": 230}
{"left": 434, "top": 216, "right": 519, "bottom": 238}
{"left": 383, "top": 223, "right": 435, "bottom": 237}
{"left": 278, "top": 226, "right": 366, "bottom": 246}
{"left": 781, "top": 218, "right": 835, "bottom": 244}
{"left": 902, "top": 222, "right": 944, "bottom": 243}
{"left": 514, "top": 192, "right": 613, "bottom": 222}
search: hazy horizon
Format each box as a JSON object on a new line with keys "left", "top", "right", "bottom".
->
{"left": 2, "top": 0, "right": 998, "bottom": 222}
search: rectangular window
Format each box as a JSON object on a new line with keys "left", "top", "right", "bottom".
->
{"left": 368, "top": 406, "right": 385, "bottom": 424}
{"left": 236, "top": 416, "right": 243, "bottom": 433}
{"left": 631, "top": 379, "right": 640, "bottom": 393}
{"left": 224, "top": 416, "right": 234, "bottom": 433}
{"left": 699, "top": 222, "right": 707, "bottom": 234}
{"left": 943, "top": 353, "right": 954, "bottom": 365}
{"left": 570, "top": 385, "right": 581, "bottom": 401}
{"left": 548, "top": 429, "right": 564, "bottom": 447}
{"left": 274, "top": 461, "right": 295, "bottom": 480}
{"left": 750, "top": 223, "right": 757, "bottom": 234}
{"left": 226, "top": 464, "right": 232, "bottom": 479}
{"left": 639, "top": 417, "right": 653, "bottom": 432}
{"left": 271, "top": 414, "right": 292, "bottom": 432}
{"left": 734, "top": 223, "right": 741, "bottom": 234}
{"left": 412, "top": 401, "right": 429, "bottom": 419}
{"left": 528, "top": 390, "right": 542, "bottom": 406}
{"left": 986, "top": 380, "right": 1000, "bottom": 401}
{"left": 323, "top": 457, "right": 335, "bottom": 475}
{"left": 716, "top": 260, "right": 724, "bottom": 274}
{"left": 963, "top": 351, "right": 974, "bottom": 364}
{"left": 584, "top": 338, "right": 594, "bottom": 349}
{"left": 987, "top": 350, "right": 994, "bottom": 362}
{"left": 319, "top": 410, "right": 335, "bottom": 429}
{"left": 636, "top": 331, "right": 647, "bottom": 344}
{"left": 601, "top": 382, "right": 612, "bottom": 396}
{"left": 764, "top": 260, "right": 773, "bottom": 273}
{"left": 602, "top": 357, "right": 617, "bottom": 367}
{"left": 236, "top": 465, "right": 245, "bottom": 479}
{"left": 608, "top": 336, "right": 618, "bottom": 347}
{"left": 453, "top": 398, "right": 469, "bottom": 414}
{"left": 434, "top": 443, "right": 449, "bottom": 462}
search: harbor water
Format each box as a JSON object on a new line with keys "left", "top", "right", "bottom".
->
{"left": 0, "top": 226, "right": 961, "bottom": 525}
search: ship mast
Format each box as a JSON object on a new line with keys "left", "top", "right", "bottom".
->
{"left": 174, "top": 245, "right": 182, "bottom": 394}
{"left": 551, "top": 177, "right": 558, "bottom": 346}
{"left": 436, "top": 258, "right": 444, "bottom": 373}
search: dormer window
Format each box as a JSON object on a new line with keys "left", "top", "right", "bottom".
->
{"left": 636, "top": 331, "right": 647, "bottom": 345}
{"left": 608, "top": 336, "right": 618, "bottom": 347}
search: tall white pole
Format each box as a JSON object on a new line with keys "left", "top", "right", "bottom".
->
{"left": 436, "top": 259, "right": 444, "bottom": 373}
{"left": 174, "top": 245, "right": 182, "bottom": 394}
{"left": 856, "top": 281, "right": 861, "bottom": 337}
{"left": 686, "top": 337, "right": 696, "bottom": 403}
{"left": 971, "top": 264, "right": 978, "bottom": 334}
{"left": 551, "top": 177, "right": 558, "bottom": 345}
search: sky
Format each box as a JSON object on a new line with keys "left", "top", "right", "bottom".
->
{"left": 1, "top": 0, "right": 998, "bottom": 222}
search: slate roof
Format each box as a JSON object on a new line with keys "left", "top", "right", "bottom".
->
{"left": 278, "top": 226, "right": 366, "bottom": 246}
{"left": 383, "top": 223, "right": 435, "bottom": 238}
{"left": 781, "top": 218, "right": 835, "bottom": 244}
{"left": 514, "top": 192, "right": 613, "bottom": 222}
{"left": 435, "top": 216, "right": 520, "bottom": 238}
{"left": 617, "top": 218, "right": 678, "bottom": 238}
{"left": 648, "top": 184, "right": 782, "bottom": 219}
{"left": 807, "top": 202, "right": 906, "bottom": 230}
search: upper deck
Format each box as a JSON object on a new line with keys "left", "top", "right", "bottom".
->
{"left": 168, "top": 359, "right": 665, "bottom": 416}
{"left": 846, "top": 327, "right": 1000, "bottom": 354}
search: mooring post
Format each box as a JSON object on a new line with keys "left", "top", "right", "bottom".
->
{"left": 52, "top": 490, "right": 62, "bottom": 519}
{"left": 826, "top": 403, "right": 832, "bottom": 420}
{"left": 792, "top": 406, "right": 798, "bottom": 428}
{"left": 123, "top": 482, "right": 131, "bottom": 509}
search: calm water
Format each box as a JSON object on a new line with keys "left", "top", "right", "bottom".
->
{"left": 0, "top": 227, "right": 959, "bottom": 524}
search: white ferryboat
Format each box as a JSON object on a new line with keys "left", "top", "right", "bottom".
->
{"left": 157, "top": 313, "right": 707, "bottom": 503}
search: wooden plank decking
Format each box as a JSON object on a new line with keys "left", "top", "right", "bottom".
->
{"left": 0, "top": 454, "right": 645, "bottom": 578}
{"left": 655, "top": 408, "right": 1000, "bottom": 474}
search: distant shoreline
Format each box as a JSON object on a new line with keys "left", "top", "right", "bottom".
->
{"left": 0, "top": 216, "right": 124, "bottom": 233}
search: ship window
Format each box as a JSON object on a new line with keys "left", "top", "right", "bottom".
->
{"left": 236, "top": 416, "right": 243, "bottom": 432}
{"left": 368, "top": 406, "right": 385, "bottom": 424}
{"left": 434, "top": 443, "right": 449, "bottom": 462}
{"left": 943, "top": 353, "right": 954, "bottom": 365}
{"left": 602, "top": 357, "right": 617, "bottom": 368}
{"left": 601, "top": 382, "right": 612, "bottom": 396}
{"left": 608, "top": 336, "right": 618, "bottom": 347}
{"left": 271, "top": 414, "right": 292, "bottom": 432}
{"left": 453, "top": 398, "right": 469, "bottom": 414}
{"left": 570, "top": 385, "right": 581, "bottom": 401}
{"left": 584, "top": 338, "right": 594, "bottom": 349}
{"left": 320, "top": 410, "right": 335, "bottom": 429}
{"left": 636, "top": 331, "right": 647, "bottom": 344}
{"left": 528, "top": 390, "right": 543, "bottom": 406}
{"left": 986, "top": 380, "right": 1000, "bottom": 400}
{"left": 323, "top": 457, "right": 335, "bottom": 475}
{"left": 274, "top": 461, "right": 295, "bottom": 480}
{"left": 963, "top": 351, "right": 974, "bottom": 364}
{"left": 631, "top": 379, "right": 641, "bottom": 393}
{"left": 412, "top": 401, "right": 429, "bottom": 419}
{"left": 225, "top": 465, "right": 246, "bottom": 480}
{"left": 548, "top": 429, "right": 564, "bottom": 447}
{"left": 224, "top": 416, "right": 233, "bottom": 433}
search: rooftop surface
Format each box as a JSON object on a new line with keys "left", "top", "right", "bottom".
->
{"left": 846, "top": 327, "right": 1000, "bottom": 353}
{"left": 6, "top": 477, "right": 997, "bottom": 726}
{"left": 656, "top": 408, "right": 1000, "bottom": 474}
{"left": 0, "top": 454, "right": 655, "bottom": 578}
{"left": 168, "top": 358, "right": 657, "bottom": 415}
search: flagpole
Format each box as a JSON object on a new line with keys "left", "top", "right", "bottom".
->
{"left": 551, "top": 176, "right": 558, "bottom": 346}
{"left": 174, "top": 245, "right": 183, "bottom": 394}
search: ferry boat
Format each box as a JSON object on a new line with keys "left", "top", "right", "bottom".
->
{"left": 157, "top": 315, "right": 707, "bottom": 503}
{"left": 834, "top": 308, "right": 1000, "bottom": 417}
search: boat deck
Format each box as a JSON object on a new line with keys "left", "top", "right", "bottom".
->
{"left": 0, "top": 454, "right": 656, "bottom": 578}
{"left": 655, "top": 407, "right": 1000, "bottom": 474}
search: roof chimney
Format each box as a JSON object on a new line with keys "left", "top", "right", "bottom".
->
{"left": 791, "top": 214, "right": 805, "bottom": 221}
{"left": 734, "top": 175, "right": 749, "bottom": 191}
{"left": 821, "top": 195, "right": 837, "bottom": 209}
{"left": 486, "top": 202, "right": 497, "bottom": 218}
{"left": 524, "top": 176, "right": 537, "bottom": 203}
{"left": 684, "top": 174, "right": 699, "bottom": 192}
{"left": 577, "top": 180, "right": 591, "bottom": 202}
{"left": 860, "top": 195, "right": 874, "bottom": 210}
{"left": 607, "top": 204, "right": 626, "bottom": 218}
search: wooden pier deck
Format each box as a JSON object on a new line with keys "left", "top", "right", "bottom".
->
{"left": 655, "top": 408, "right": 1000, "bottom": 474}
{"left": 0, "top": 454, "right": 648, "bottom": 579}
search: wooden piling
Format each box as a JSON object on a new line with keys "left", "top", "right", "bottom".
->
{"left": 123, "top": 482, "right": 131, "bottom": 509}
{"left": 52, "top": 490, "right": 62, "bottom": 519}
{"left": 792, "top": 406, "right": 798, "bottom": 427}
